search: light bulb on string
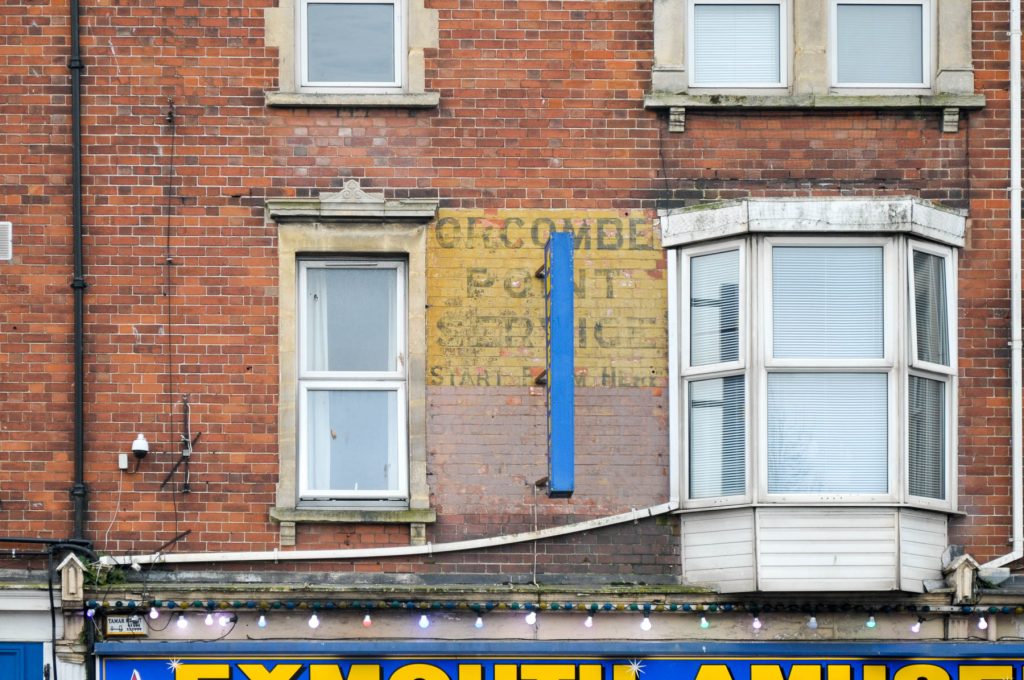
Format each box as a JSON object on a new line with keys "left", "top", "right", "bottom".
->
{"left": 752, "top": 616, "right": 762, "bottom": 630}
{"left": 308, "top": 613, "right": 320, "bottom": 629}
{"left": 205, "top": 613, "right": 214, "bottom": 626}
{"left": 363, "top": 613, "right": 373, "bottom": 628}
{"left": 807, "top": 616, "right": 818, "bottom": 630}
{"left": 525, "top": 610, "right": 537, "bottom": 625}
{"left": 419, "top": 614, "right": 430, "bottom": 629}
{"left": 584, "top": 615, "right": 594, "bottom": 628}
{"left": 910, "top": 618, "right": 923, "bottom": 634}
{"left": 978, "top": 615, "right": 989, "bottom": 631}
{"left": 149, "top": 606, "right": 160, "bottom": 620}
{"left": 176, "top": 614, "right": 188, "bottom": 629}
{"left": 258, "top": 614, "right": 267, "bottom": 629}
{"left": 640, "top": 616, "right": 652, "bottom": 631}
{"left": 865, "top": 615, "right": 877, "bottom": 629}
{"left": 699, "top": 615, "right": 710, "bottom": 629}
{"left": 219, "top": 614, "right": 232, "bottom": 627}
{"left": 86, "top": 608, "right": 96, "bottom": 619}
{"left": 475, "top": 616, "right": 484, "bottom": 629}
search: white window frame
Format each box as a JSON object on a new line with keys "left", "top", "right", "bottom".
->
{"left": 298, "top": 0, "right": 405, "bottom": 90}
{"left": 677, "top": 234, "right": 956, "bottom": 510}
{"left": 680, "top": 240, "right": 751, "bottom": 507}
{"left": 829, "top": 0, "right": 931, "bottom": 89}
{"left": 758, "top": 236, "right": 899, "bottom": 503}
{"left": 687, "top": 0, "right": 789, "bottom": 89}
{"left": 296, "top": 259, "right": 409, "bottom": 503}
{"left": 905, "top": 240, "right": 956, "bottom": 507}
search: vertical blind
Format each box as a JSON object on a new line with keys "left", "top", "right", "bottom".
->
{"left": 835, "top": 3, "right": 924, "bottom": 84}
{"left": 691, "top": 250, "right": 740, "bottom": 366}
{"left": 908, "top": 375, "right": 945, "bottom": 499}
{"left": 913, "top": 250, "right": 949, "bottom": 366}
{"left": 692, "top": 3, "right": 781, "bottom": 85}
{"left": 689, "top": 376, "right": 746, "bottom": 498}
{"left": 767, "top": 373, "right": 889, "bottom": 494}
{"left": 773, "top": 246, "right": 884, "bottom": 359}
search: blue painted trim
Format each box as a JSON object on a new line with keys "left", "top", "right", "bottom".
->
{"left": 545, "top": 231, "right": 574, "bottom": 498}
{"left": 0, "top": 642, "right": 43, "bottom": 680}
{"left": 95, "top": 640, "right": 1024, "bottom": 658}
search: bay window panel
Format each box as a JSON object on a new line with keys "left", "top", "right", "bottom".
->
{"left": 909, "top": 376, "right": 945, "bottom": 499}
{"left": 305, "top": 266, "right": 398, "bottom": 372}
{"left": 306, "top": 389, "right": 401, "bottom": 494}
{"left": 767, "top": 372, "right": 888, "bottom": 494}
{"left": 772, "top": 246, "right": 884, "bottom": 359}
{"left": 690, "top": 250, "right": 740, "bottom": 366}
{"left": 689, "top": 376, "right": 746, "bottom": 498}
{"left": 913, "top": 250, "right": 950, "bottom": 366}
{"left": 836, "top": 3, "right": 924, "bottom": 85}
{"left": 692, "top": 3, "right": 781, "bottom": 85}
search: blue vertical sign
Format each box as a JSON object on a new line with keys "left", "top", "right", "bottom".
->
{"left": 544, "top": 231, "right": 574, "bottom": 497}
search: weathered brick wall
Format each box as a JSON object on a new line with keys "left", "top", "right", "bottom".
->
{"left": 0, "top": 0, "right": 1013, "bottom": 574}
{"left": 948, "top": 1, "right": 1015, "bottom": 561}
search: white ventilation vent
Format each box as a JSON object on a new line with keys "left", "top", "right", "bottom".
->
{"left": 0, "top": 221, "right": 10, "bottom": 261}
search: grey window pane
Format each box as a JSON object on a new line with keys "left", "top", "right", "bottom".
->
{"left": 836, "top": 4, "right": 923, "bottom": 84}
{"left": 305, "top": 267, "right": 397, "bottom": 372}
{"left": 909, "top": 376, "right": 945, "bottom": 499}
{"left": 693, "top": 4, "right": 781, "bottom": 85}
{"left": 913, "top": 250, "right": 950, "bottom": 366}
{"left": 767, "top": 373, "right": 888, "bottom": 494}
{"left": 689, "top": 376, "right": 746, "bottom": 498}
{"left": 307, "top": 390, "right": 399, "bottom": 492}
{"left": 307, "top": 3, "right": 396, "bottom": 83}
{"left": 691, "top": 250, "right": 740, "bottom": 366}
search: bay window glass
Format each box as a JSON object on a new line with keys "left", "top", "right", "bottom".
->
{"left": 833, "top": 1, "right": 927, "bottom": 87}
{"left": 690, "top": 1, "right": 784, "bottom": 87}
{"left": 680, "top": 236, "right": 954, "bottom": 507}
{"left": 299, "top": 260, "right": 408, "bottom": 501}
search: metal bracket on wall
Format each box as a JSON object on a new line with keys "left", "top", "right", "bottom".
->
{"left": 160, "top": 394, "right": 201, "bottom": 493}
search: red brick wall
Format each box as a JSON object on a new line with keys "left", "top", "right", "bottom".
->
{"left": 0, "top": 0, "right": 1015, "bottom": 574}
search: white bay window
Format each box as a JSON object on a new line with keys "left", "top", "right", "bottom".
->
{"left": 664, "top": 199, "right": 963, "bottom": 593}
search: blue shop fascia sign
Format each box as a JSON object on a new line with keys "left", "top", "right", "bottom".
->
{"left": 96, "top": 642, "right": 1024, "bottom": 680}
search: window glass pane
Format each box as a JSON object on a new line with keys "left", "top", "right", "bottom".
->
{"left": 307, "top": 389, "right": 400, "bottom": 493}
{"left": 307, "top": 2, "right": 396, "bottom": 83}
{"left": 909, "top": 376, "right": 945, "bottom": 499}
{"left": 836, "top": 3, "right": 923, "bottom": 84}
{"left": 691, "top": 250, "right": 740, "bottom": 366}
{"left": 767, "top": 373, "right": 888, "bottom": 493}
{"left": 305, "top": 266, "right": 397, "bottom": 372}
{"left": 693, "top": 4, "right": 780, "bottom": 85}
{"left": 689, "top": 376, "right": 745, "bottom": 498}
{"left": 913, "top": 250, "right": 950, "bottom": 366}
{"left": 773, "top": 246, "right": 884, "bottom": 358}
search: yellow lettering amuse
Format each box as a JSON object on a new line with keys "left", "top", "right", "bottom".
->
{"left": 310, "top": 665, "right": 384, "bottom": 680}
{"left": 238, "top": 664, "right": 304, "bottom": 680}
{"left": 391, "top": 663, "right": 453, "bottom": 680}
{"left": 893, "top": 665, "right": 949, "bottom": 680}
{"left": 521, "top": 665, "right": 578, "bottom": 680}
{"left": 959, "top": 667, "right": 1015, "bottom": 680}
{"left": 176, "top": 666, "right": 231, "bottom": 680}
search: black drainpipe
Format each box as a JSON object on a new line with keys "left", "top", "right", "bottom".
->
{"left": 68, "top": 0, "right": 88, "bottom": 541}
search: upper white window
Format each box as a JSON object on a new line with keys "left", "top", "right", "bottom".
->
{"left": 688, "top": 0, "right": 787, "bottom": 88}
{"left": 298, "top": 259, "right": 408, "bottom": 502}
{"left": 677, "top": 234, "right": 956, "bottom": 509}
{"left": 831, "top": 0, "right": 930, "bottom": 88}
{"left": 299, "top": 0, "right": 404, "bottom": 89}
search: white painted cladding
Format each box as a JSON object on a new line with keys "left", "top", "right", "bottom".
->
{"left": 680, "top": 507, "right": 946, "bottom": 592}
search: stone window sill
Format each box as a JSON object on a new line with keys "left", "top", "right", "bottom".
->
{"left": 644, "top": 92, "right": 986, "bottom": 133}
{"left": 270, "top": 506, "right": 437, "bottom": 525}
{"left": 265, "top": 91, "right": 440, "bottom": 109}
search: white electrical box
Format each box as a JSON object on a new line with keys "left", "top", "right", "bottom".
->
{"left": 118, "top": 453, "right": 129, "bottom": 470}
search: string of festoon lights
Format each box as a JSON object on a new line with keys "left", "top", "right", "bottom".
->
{"left": 83, "top": 599, "right": 1024, "bottom": 633}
